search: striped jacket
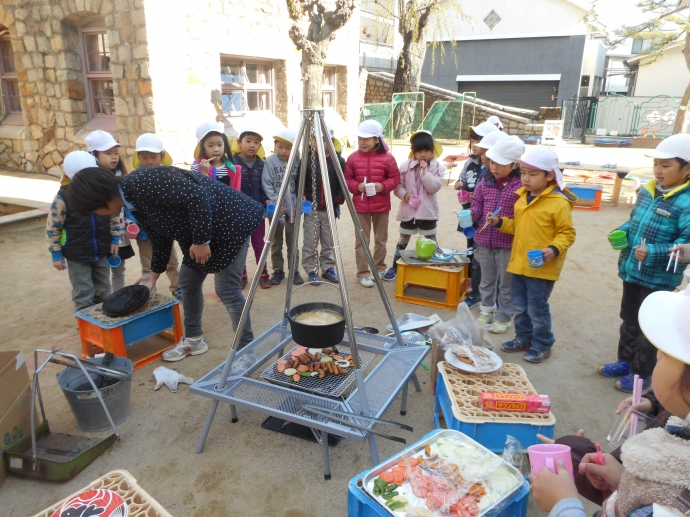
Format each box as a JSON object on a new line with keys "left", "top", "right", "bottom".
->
{"left": 470, "top": 173, "right": 522, "bottom": 250}
{"left": 617, "top": 180, "right": 690, "bottom": 291}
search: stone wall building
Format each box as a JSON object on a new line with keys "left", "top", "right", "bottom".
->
{"left": 0, "top": 0, "right": 360, "bottom": 176}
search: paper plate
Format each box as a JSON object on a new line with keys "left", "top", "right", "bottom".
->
{"left": 444, "top": 348, "right": 503, "bottom": 373}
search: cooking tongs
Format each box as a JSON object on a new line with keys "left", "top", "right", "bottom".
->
{"left": 296, "top": 402, "right": 413, "bottom": 444}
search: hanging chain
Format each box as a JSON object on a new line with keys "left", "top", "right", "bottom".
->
{"left": 309, "top": 125, "right": 319, "bottom": 263}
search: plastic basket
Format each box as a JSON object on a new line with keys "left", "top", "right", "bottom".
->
{"left": 434, "top": 362, "right": 556, "bottom": 451}
{"left": 31, "top": 469, "right": 172, "bottom": 517}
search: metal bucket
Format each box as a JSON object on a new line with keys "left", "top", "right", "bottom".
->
{"left": 56, "top": 356, "right": 133, "bottom": 432}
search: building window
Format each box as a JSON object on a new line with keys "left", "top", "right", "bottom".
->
{"left": 81, "top": 19, "right": 114, "bottom": 117}
{"left": 0, "top": 31, "right": 20, "bottom": 115}
{"left": 323, "top": 68, "right": 336, "bottom": 109}
{"left": 360, "top": 16, "right": 395, "bottom": 46}
{"left": 220, "top": 58, "right": 273, "bottom": 116}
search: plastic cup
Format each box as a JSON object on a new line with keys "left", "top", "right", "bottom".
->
{"left": 457, "top": 209, "right": 473, "bottom": 229}
{"left": 463, "top": 226, "right": 476, "bottom": 239}
{"left": 365, "top": 183, "right": 377, "bottom": 196}
{"left": 527, "top": 250, "right": 544, "bottom": 268}
{"left": 266, "top": 204, "right": 276, "bottom": 218}
{"left": 527, "top": 444, "right": 574, "bottom": 477}
{"left": 609, "top": 230, "right": 628, "bottom": 250}
{"left": 606, "top": 403, "right": 654, "bottom": 449}
{"left": 409, "top": 195, "right": 421, "bottom": 208}
{"left": 125, "top": 223, "right": 139, "bottom": 239}
{"left": 458, "top": 191, "right": 469, "bottom": 203}
{"left": 302, "top": 200, "right": 312, "bottom": 215}
{"left": 107, "top": 254, "right": 122, "bottom": 268}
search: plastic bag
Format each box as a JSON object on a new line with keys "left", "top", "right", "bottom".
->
{"left": 229, "top": 353, "right": 257, "bottom": 374}
{"left": 428, "top": 303, "right": 480, "bottom": 348}
{"left": 502, "top": 435, "right": 527, "bottom": 475}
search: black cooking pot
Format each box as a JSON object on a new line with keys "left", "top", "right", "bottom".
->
{"left": 288, "top": 302, "right": 346, "bottom": 348}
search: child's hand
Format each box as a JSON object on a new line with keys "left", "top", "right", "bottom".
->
{"left": 529, "top": 461, "right": 579, "bottom": 512}
{"left": 669, "top": 245, "right": 685, "bottom": 261}
{"left": 199, "top": 159, "right": 211, "bottom": 175}
{"left": 542, "top": 248, "right": 556, "bottom": 262}
{"left": 633, "top": 244, "right": 648, "bottom": 262}
{"left": 486, "top": 213, "right": 500, "bottom": 226}
{"left": 53, "top": 260, "right": 66, "bottom": 271}
{"left": 468, "top": 192, "right": 474, "bottom": 203}
{"left": 110, "top": 244, "right": 119, "bottom": 257}
{"left": 404, "top": 193, "right": 411, "bottom": 203}
{"left": 616, "top": 395, "right": 653, "bottom": 414}
{"left": 454, "top": 180, "right": 463, "bottom": 191}
{"left": 265, "top": 199, "right": 272, "bottom": 206}
{"left": 358, "top": 183, "right": 366, "bottom": 193}
{"left": 419, "top": 159, "right": 428, "bottom": 170}
{"left": 579, "top": 453, "right": 624, "bottom": 492}
{"left": 375, "top": 182, "right": 383, "bottom": 193}
{"left": 280, "top": 206, "right": 286, "bottom": 215}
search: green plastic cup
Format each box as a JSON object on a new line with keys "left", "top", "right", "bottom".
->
{"left": 609, "top": 230, "right": 628, "bottom": 250}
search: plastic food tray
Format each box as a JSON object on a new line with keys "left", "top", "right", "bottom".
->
{"left": 31, "top": 469, "right": 171, "bottom": 517}
{"left": 434, "top": 362, "right": 556, "bottom": 451}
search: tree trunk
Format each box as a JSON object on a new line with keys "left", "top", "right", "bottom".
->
{"left": 673, "top": 33, "right": 690, "bottom": 134}
{"left": 302, "top": 55, "right": 325, "bottom": 109}
{"left": 393, "top": 28, "right": 428, "bottom": 93}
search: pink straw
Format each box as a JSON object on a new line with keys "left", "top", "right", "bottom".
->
{"left": 630, "top": 374, "right": 641, "bottom": 436}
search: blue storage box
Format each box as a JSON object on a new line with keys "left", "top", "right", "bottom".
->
{"left": 434, "top": 363, "right": 556, "bottom": 452}
{"left": 565, "top": 183, "right": 603, "bottom": 200}
{"left": 523, "top": 136, "right": 540, "bottom": 145}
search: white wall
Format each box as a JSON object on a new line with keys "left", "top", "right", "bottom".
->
{"left": 634, "top": 46, "right": 690, "bottom": 98}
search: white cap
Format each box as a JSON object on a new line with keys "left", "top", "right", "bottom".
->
{"left": 476, "top": 130, "right": 509, "bottom": 150}
{"left": 358, "top": 120, "right": 383, "bottom": 138}
{"left": 196, "top": 121, "right": 224, "bottom": 142}
{"left": 487, "top": 116, "right": 504, "bottom": 130}
{"left": 273, "top": 128, "right": 296, "bottom": 145}
{"left": 518, "top": 147, "right": 564, "bottom": 190}
{"left": 135, "top": 133, "right": 165, "bottom": 153}
{"left": 84, "top": 130, "right": 120, "bottom": 153}
{"left": 469, "top": 121, "right": 499, "bottom": 138}
{"left": 639, "top": 283, "right": 690, "bottom": 366}
{"left": 486, "top": 136, "right": 525, "bottom": 166}
{"left": 238, "top": 126, "right": 264, "bottom": 141}
{"left": 63, "top": 151, "right": 98, "bottom": 179}
{"left": 645, "top": 134, "right": 690, "bottom": 162}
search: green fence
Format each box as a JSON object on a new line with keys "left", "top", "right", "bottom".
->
{"left": 589, "top": 94, "right": 679, "bottom": 137}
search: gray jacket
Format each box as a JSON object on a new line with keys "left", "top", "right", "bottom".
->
{"left": 261, "top": 153, "right": 299, "bottom": 218}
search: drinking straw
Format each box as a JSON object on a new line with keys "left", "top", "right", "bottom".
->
{"left": 361, "top": 177, "right": 367, "bottom": 200}
{"left": 674, "top": 249, "right": 680, "bottom": 273}
{"left": 638, "top": 238, "right": 646, "bottom": 270}
{"left": 630, "top": 374, "right": 641, "bottom": 436}
{"left": 667, "top": 250, "right": 677, "bottom": 272}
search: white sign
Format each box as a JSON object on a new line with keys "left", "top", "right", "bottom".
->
{"left": 542, "top": 120, "right": 564, "bottom": 145}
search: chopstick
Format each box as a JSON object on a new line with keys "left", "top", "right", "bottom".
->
{"left": 667, "top": 249, "right": 680, "bottom": 273}
{"left": 638, "top": 238, "right": 646, "bottom": 270}
{"left": 477, "top": 207, "right": 502, "bottom": 234}
{"left": 361, "top": 176, "right": 366, "bottom": 201}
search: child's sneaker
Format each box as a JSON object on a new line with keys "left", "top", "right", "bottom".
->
{"left": 260, "top": 273, "right": 271, "bottom": 289}
{"left": 308, "top": 271, "right": 320, "bottom": 285}
{"left": 270, "top": 270, "right": 285, "bottom": 285}
{"left": 359, "top": 277, "right": 375, "bottom": 288}
{"left": 383, "top": 266, "right": 397, "bottom": 281}
{"left": 163, "top": 336, "right": 208, "bottom": 362}
{"left": 489, "top": 320, "right": 512, "bottom": 334}
{"left": 501, "top": 339, "right": 531, "bottom": 353}
{"left": 598, "top": 360, "right": 630, "bottom": 378}
{"left": 465, "top": 293, "right": 481, "bottom": 309}
{"left": 614, "top": 372, "right": 652, "bottom": 393}
{"left": 523, "top": 347, "right": 552, "bottom": 363}
{"left": 240, "top": 274, "right": 248, "bottom": 290}
{"left": 322, "top": 267, "right": 339, "bottom": 283}
{"left": 476, "top": 311, "right": 495, "bottom": 326}
{"left": 170, "top": 288, "right": 182, "bottom": 300}
{"left": 293, "top": 271, "right": 304, "bottom": 285}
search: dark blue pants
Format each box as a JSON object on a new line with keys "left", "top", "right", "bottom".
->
{"left": 512, "top": 274, "right": 555, "bottom": 351}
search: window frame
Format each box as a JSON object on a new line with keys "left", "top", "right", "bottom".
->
{"left": 80, "top": 20, "right": 115, "bottom": 120}
{"left": 220, "top": 57, "right": 274, "bottom": 117}
{"left": 322, "top": 67, "right": 336, "bottom": 110}
{"left": 0, "top": 30, "right": 21, "bottom": 118}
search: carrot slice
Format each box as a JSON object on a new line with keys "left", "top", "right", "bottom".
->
{"left": 379, "top": 471, "right": 394, "bottom": 483}
{"left": 277, "top": 364, "right": 286, "bottom": 373}
{"left": 276, "top": 360, "right": 288, "bottom": 365}
{"left": 297, "top": 365, "right": 309, "bottom": 372}
{"left": 293, "top": 373, "right": 301, "bottom": 382}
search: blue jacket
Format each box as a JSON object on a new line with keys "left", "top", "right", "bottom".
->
{"left": 233, "top": 154, "right": 267, "bottom": 205}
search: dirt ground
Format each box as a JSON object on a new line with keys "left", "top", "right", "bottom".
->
{"left": 0, "top": 143, "right": 668, "bottom": 517}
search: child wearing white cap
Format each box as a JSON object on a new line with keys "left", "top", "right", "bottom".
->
{"left": 599, "top": 134, "right": 690, "bottom": 391}
{"left": 487, "top": 146, "right": 576, "bottom": 363}
{"left": 46, "top": 151, "right": 121, "bottom": 311}
{"left": 191, "top": 122, "right": 240, "bottom": 189}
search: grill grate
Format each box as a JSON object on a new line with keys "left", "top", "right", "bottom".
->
{"left": 77, "top": 292, "right": 175, "bottom": 325}
{"left": 260, "top": 344, "right": 377, "bottom": 398}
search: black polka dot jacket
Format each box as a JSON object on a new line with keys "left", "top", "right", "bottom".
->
{"left": 120, "top": 167, "right": 265, "bottom": 274}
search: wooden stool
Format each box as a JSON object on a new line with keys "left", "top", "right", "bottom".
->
{"left": 76, "top": 293, "right": 183, "bottom": 371}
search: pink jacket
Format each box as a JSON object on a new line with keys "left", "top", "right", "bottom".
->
{"left": 394, "top": 158, "right": 443, "bottom": 221}
{"left": 344, "top": 150, "right": 400, "bottom": 213}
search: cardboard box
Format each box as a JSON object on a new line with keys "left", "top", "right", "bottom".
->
{"left": 0, "top": 351, "right": 32, "bottom": 488}
{"left": 479, "top": 392, "right": 551, "bottom": 414}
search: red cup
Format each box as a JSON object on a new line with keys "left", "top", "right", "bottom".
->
{"left": 125, "top": 223, "right": 140, "bottom": 239}
{"left": 458, "top": 191, "right": 469, "bottom": 203}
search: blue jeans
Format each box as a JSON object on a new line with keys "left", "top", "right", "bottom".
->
{"left": 512, "top": 274, "right": 555, "bottom": 351}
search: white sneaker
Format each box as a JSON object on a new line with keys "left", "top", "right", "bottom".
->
{"left": 476, "top": 312, "right": 495, "bottom": 326}
{"left": 163, "top": 336, "right": 208, "bottom": 362}
{"left": 489, "top": 320, "right": 512, "bottom": 334}
{"left": 359, "top": 277, "right": 375, "bottom": 288}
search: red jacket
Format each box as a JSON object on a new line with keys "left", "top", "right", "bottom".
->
{"left": 344, "top": 150, "right": 400, "bottom": 213}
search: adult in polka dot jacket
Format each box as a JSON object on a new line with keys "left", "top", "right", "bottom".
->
{"left": 119, "top": 167, "right": 265, "bottom": 275}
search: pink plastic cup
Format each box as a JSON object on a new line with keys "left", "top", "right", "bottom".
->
{"left": 527, "top": 444, "right": 574, "bottom": 477}
{"left": 125, "top": 223, "right": 140, "bottom": 239}
{"left": 458, "top": 191, "right": 469, "bottom": 203}
{"left": 409, "top": 195, "right": 421, "bottom": 208}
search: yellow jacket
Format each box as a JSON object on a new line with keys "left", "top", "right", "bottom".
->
{"left": 498, "top": 183, "right": 577, "bottom": 281}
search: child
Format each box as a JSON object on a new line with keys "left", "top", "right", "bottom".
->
{"left": 233, "top": 127, "right": 270, "bottom": 289}
{"left": 530, "top": 284, "right": 690, "bottom": 517}
{"left": 599, "top": 134, "right": 690, "bottom": 391}
{"left": 384, "top": 131, "right": 443, "bottom": 281}
{"left": 344, "top": 120, "right": 400, "bottom": 287}
{"left": 470, "top": 135, "right": 525, "bottom": 334}
{"left": 191, "top": 122, "right": 241, "bottom": 190}
{"left": 47, "top": 151, "right": 121, "bottom": 311}
{"left": 488, "top": 146, "right": 576, "bottom": 363}
{"left": 261, "top": 128, "right": 304, "bottom": 286}
{"left": 302, "top": 128, "right": 346, "bottom": 284}
{"left": 85, "top": 130, "right": 134, "bottom": 291}
{"left": 133, "top": 133, "right": 181, "bottom": 298}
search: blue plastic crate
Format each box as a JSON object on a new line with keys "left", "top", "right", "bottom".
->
{"left": 434, "top": 369, "right": 555, "bottom": 452}
{"left": 522, "top": 136, "right": 541, "bottom": 145}
{"left": 565, "top": 183, "right": 603, "bottom": 201}
{"left": 348, "top": 471, "right": 530, "bottom": 517}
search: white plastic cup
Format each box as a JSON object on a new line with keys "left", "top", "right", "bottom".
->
{"left": 606, "top": 403, "right": 654, "bottom": 449}
{"left": 365, "top": 183, "right": 377, "bottom": 196}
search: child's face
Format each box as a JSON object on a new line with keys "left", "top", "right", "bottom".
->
{"left": 137, "top": 151, "right": 164, "bottom": 167}
{"left": 414, "top": 149, "right": 433, "bottom": 162}
{"left": 275, "top": 140, "right": 292, "bottom": 161}
{"left": 652, "top": 350, "right": 690, "bottom": 419}
{"left": 239, "top": 134, "right": 262, "bottom": 158}
{"left": 97, "top": 147, "right": 120, "bottom": 170}
{"left": 469, "top": 139, "right": 481, "bottom": 156}
{"left": 479, "top": 148, "right": 489, "bottom": 167}
{"left": 653, "top": 158, "right": 690, "bottom": 189}
{"left": 203, "top": 135, "right": 224, "bottom": 162}
{"left": 489, "top": 160, "right": 514, "bottom": 179}
{"left": 521, "top": 166, "right": 554, "bottom": 193}
{"left": 358, "top": 137, "right": 378, "bottom": 153}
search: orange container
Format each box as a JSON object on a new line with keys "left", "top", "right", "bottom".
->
{"left": 395, "top": 261, "right": 468, "bottom": 310}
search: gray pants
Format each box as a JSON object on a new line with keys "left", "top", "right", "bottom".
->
{"left": 179, "top": 241, "right": 254, "bottom": 348}
{"left": 302, "top": 210, "right": 335, "bottom": 274}
{"left": 66, "top": 256, "right": 111, "bottom": 312}
{"left": 475, "top": 245, "right": 514, "bottom": 323}
{"left": 111, "top": 261, "right": 126, "bottom": 291}
{"left": 271, "top": 220, "right": 298, "bottom": 273}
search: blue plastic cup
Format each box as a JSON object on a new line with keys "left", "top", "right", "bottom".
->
{"left": 302, "top": 200, "right": 313, "bottom": 214}
{"left": 266, "top": 204, "right": 276, "bottom": 218}
{"left": 527, "top": 250, "right": 544, "bottom": 268}
{"left": 463, "top": 226, "right": 476, "bottom": 239}
{"left": 457, "top": 209, "right": 473, "bottom": 229}
{"left": 108, "top": 254, "right": 122, "bottom": 268}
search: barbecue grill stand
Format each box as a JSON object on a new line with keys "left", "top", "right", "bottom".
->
{"left": 192, "top": 109, "right": 426, "bottom": 479}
